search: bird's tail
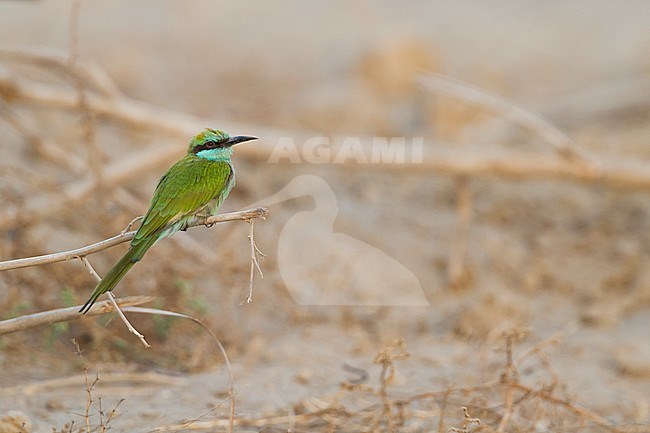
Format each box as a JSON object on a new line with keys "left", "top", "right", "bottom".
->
{"left": 79, "top": 236, "right": 157, "bottom": 314}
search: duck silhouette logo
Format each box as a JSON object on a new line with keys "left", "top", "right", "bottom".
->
{"left": 254, "top": 175, "right": 429, "bottom": 306}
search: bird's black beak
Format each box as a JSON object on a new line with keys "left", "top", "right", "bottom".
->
{"left": 225, "top": 135, "right": 258, "bottom": 147}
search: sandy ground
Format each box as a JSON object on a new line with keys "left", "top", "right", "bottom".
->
{"left": 0, "top": 1, "right": 649, "bottom": 432}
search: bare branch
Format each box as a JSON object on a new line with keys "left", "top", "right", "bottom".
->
{"left": 78, "top": 255, "right": 150, "bottom": 347}
{"left": 106, "top": 290, "right": 149, "bottom": 347}
{"left": 418, "top": 73, "right": 590, "bottom": 164}
{"left": 0, "top": 296, "right": 154, "bottom": 335}
{"left": 0, "top": 45, "right": 122, "bottom": 97}
{"left": 0, "top": 105, "right": 86, "bottom": 174}
{"left": 2, "top": 371, "right": 182, "bottom": 396}
{"left": 241, "top": 219, "right": 265, "bottom": 305}
{"left": 0, "top": 207, "right": 269, "bottom": 272}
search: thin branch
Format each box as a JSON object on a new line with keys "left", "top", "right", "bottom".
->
{"left": 0, "top": 296, "right": 154, "bottom": 335}
{"left": 0, "top": 45, "right": 122, "bottom": 97}
{"left": 151, "top": 408, "right": 338, "bottom": 431}
{"left": 120, "top": 215, "right": 144, "bottom": 235}
{"left": 418, "top": 73, "right": 591, "bottom": 164}
{"left": 106, "top": 291, "right": 149, "bottom": 347}
{"left": 78, "top": 256, "right": 150, "bottom": 347}
{"left": 496, "top": 383, "right": 515, "bottom": 433}
{"left": 71, "top": 338, "right": 98, "bottom": 433}
{"left": 240, "top": 219, "right": 265, "bottom": 305}
{"left": 2, "top": 371, "right": 182, "bottom": 396}
{"left": 0, "top": 104, "right": 86, "bottom": 174}
{"left": 0, "top": 207, "right": 269, "bottom": 272}
{"left": 510, "top": 383, "right": 622, "bottom": 433}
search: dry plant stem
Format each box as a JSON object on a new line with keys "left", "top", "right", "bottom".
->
{"left": 147, "top": 335, "right": 624, "bottom": 433}
{"left": 72, "top": 338, "right": 125, "bottom": 433}
{"left": 0, "top": 296, "right": 153, "bottom": 335}
{"left": 497, "top": 330, "right": 519, "bottom": 433}
{"left": 0, "top": 207, "right": 269, "bottom": 271}
{"left": 496, "top": 384, "right": 515, "bottom": 433}
{"left": 121, "top": 306, "right": 236, "bottom": 433}
{"left": 152, "top": 408, "right": 339, "bottom": 431}
{"left": 72, "top": 339, "right": 96, "bottom": 433}
{"left": 121, "top": 215, "right": 144, "bottom": 235}
{"left": 448, "top": 176, "right": 473, "bottom": 291}
{"left": 450, "top": 407, "right": 481, "bottom": 433}
{"left": 418, "top": 73, "right": 589, "bottom": 164}
{"left": 106, "top": 291, "right": 150, "bottom": 348}
{"left": 84, "top": 374, "right": 95, "bottom": 433}
{"left": 401, "top": 382, "right": 500, "bottom": 404}
{"left": 2, "top": 371, "right": 182, "bottom": 396}
{"left": 511, "top": 383, "right": 621, "bottom": 432}
{"left": 104, "top": 400, "right": 124, "bottom": 433}
{"left": 78, "top": 256, "right": 150, "bottom": 347}
{"left": 376, "top": 362, "right": 396, "bottom": 433}
{"left": 241, "top": 219, "right": 265, "bottom": 305}
{"left": 513, "top": 332, "right": 562, "bottom": 365}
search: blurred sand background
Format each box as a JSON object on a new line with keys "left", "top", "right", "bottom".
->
{"left": 0, "top": 1, "right": 649, "bottom": 431}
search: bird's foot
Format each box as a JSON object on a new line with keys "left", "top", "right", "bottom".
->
{"left": 194, "top": 212, "right": 215, "bottom": 228}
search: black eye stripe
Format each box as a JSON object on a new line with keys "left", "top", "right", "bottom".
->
{"left": 193, "top": 139, "right": 227, "bottom": 153}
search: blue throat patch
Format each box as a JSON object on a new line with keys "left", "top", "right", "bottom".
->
{"left": 196, "top": 147, "right": 233, "bottom": 162}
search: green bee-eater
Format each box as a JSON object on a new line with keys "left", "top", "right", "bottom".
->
{"left": 79, "top": 129, "right": 257, "bottom": 314}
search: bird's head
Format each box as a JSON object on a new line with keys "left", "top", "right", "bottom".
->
{"left": 188, "top": 129, "right": 257, "bottom": 161}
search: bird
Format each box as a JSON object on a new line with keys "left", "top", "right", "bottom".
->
{"left": 253, "top": 175, "right": 429, "bottom": 306}
{"left": 79, "top": 128, "right": 257, "bottom": 314}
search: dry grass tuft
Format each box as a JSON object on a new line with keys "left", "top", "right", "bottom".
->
{"left": 146, "top": 333, "right": 629, "bottom": 432}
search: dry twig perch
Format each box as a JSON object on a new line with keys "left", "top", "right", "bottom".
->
{"left": 0, "top": 207, "right": 268, "bottom": 349}
{"left": 0, "top": 207, "right": 269, "bottom": 272}
{"left": 0, "top": 296, "right": 153, "bottom": 335}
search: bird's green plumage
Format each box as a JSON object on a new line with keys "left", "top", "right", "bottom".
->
{"left": 79, "top": 129, "right": 256, "bottom": 314}
{"left": 132, "top": 154, "right": 234, "bottom": 244}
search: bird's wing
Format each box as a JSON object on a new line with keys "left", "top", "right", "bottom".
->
{"left": 131, "top": 156, "right": 233, "bottom": 247}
